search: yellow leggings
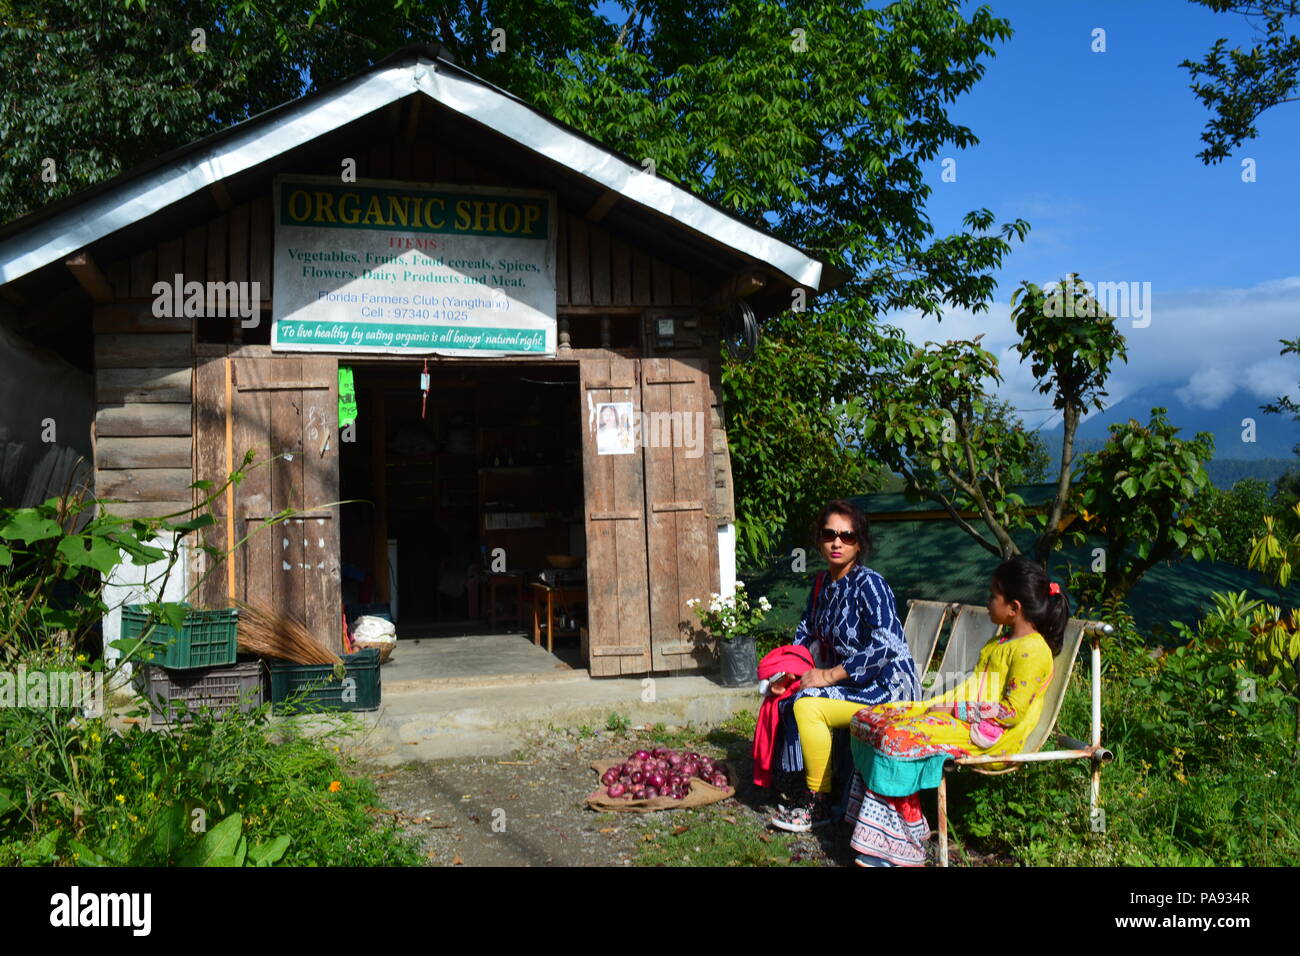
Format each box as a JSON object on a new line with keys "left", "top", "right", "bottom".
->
{"left": 792, "top": 696, "right": 867, "bottom": 793}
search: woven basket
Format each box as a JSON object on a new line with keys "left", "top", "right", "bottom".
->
{"left": 352, "top": 639, "right": 395, "bottom": 664}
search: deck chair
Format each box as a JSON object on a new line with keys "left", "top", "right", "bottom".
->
{"left": 902, "top": 600, "right": 954, "bottom": 675}
{"left": 935, "top": 617, "right": 1114, "bottom": 866}
{"left": 922, "top": 604, "right": 998, "bottom": 700}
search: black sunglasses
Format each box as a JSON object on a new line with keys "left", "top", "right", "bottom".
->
{"left": 819, "top": 528, "right": 859, "bottom": 545}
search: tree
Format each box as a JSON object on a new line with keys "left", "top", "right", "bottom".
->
{"left": 723, "top": 311, "right": 908, "bottom": 564}
{"left": 850, "top": 335, "right": 1035, "bottom": 559}
{"left": 1068, "top": 408, "right": 1221, "bottom": 604}
{"left": 848, "top": 274, "right": 1127, "bottom": 563}
{"left": 1011, "top": 274, "right": 1130, "bottom": 566}
{"left": 1181, "top": 1, "right": 1300, "bottom": 164}
{"left": 1201, "top": 477, "right": 1275, "bottom": 565}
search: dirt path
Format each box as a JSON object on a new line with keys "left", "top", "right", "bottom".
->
{"left": 360, "top": 722, "right": 1006, "bottom": 867}
{"left": 360, "top": 724, "right": 856, "bottom": 867}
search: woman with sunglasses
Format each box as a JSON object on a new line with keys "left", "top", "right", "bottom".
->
{"left": 768, "top": 499, "right": 919, "bottom": 832}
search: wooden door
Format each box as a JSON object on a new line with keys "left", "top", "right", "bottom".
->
{"left": 641, "top": 357, "right": 719, "bottom": 671}
{"left": 579, "top": 357, "right": 652, "bottom": 675}
{"left": 192, "top": 351, "right": 343, "bottom": 653}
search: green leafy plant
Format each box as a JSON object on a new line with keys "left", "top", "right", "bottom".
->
{"left": 604, "top": 712, "right": 630, "bottom": 733}
{"left": 686, "top": 582, "right": 772, "bottom": 641}
{"left": 1068, "top": 408, "right": 1220, "bottom": 604}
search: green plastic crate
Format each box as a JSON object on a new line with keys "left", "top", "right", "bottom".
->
{"left": 268, "top": 648, "right": 381, "bottom": 714}
{"left": 145, "top": 661, "right": 265, "bottom": 725}
{"left": 121, "top": 603, "right": 239, "bottom": 670}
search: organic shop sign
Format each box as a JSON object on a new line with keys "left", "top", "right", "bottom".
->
{"left": 271, "top": 176, "right": 557, "bottom": 356}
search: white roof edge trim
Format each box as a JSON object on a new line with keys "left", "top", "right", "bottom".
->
{"left": 1, "top": 58, "right": 825, "bottom": 292}
{"left": 0, "top": 67, "right": 416, "bottom": 284}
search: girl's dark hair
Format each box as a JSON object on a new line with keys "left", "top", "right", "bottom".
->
{"left": 990, "top": 556, "right": 1070, "bottom": 654}
{"left": 812, "top": 499, "right": 874, "bottom": 562}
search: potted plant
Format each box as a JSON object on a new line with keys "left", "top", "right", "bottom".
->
{"left": 687, "top": 582, "right": 772, "bottom": 686}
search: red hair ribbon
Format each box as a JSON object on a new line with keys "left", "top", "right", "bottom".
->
{"left": 1049, "top": 582, "right": 1061, "bottom": 596}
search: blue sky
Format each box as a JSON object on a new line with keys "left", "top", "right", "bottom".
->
{"left": 888, "top": 0, "right": 1300, "bottom": 433}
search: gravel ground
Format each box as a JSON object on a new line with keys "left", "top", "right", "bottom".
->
{"left": 360, "top": 723, "right": 1006, "bottom": 867}
{"left": 359, "top": 724, "right": 858, "bottom": 867}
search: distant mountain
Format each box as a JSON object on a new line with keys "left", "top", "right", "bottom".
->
{"left": 1040, "top": 384, "right": 1299, "bottom": 457}
{"left": 1038, "top": 384, "right": 1299, "bottom": 489}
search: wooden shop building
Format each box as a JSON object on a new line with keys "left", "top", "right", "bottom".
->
{"left": 0, "top": 46, "right": 842, "bottom": 676}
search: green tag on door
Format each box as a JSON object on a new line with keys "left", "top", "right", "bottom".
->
{"left": 338, "top": 366, "right": 357, "bottom": 427}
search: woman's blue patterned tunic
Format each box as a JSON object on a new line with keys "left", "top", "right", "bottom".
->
{"left": 777, "top": 562, "right": 919, "bottom": 773}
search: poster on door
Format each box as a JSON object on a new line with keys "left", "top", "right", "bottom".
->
{"left": 271, "top": 175, "right": 557, "bottom": 356}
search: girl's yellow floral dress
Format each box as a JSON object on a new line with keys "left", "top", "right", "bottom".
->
{"left": 845, "top": 631, "right": 1055, "bottom": 866}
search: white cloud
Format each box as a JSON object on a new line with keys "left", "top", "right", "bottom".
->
{"left": 883, "top": 275, "right": 1300, "bottom": 430}
{"left": 1176, "top": 366, "right": 1237, "bottom": 410}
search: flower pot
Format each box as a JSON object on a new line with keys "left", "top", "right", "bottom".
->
{"left": 718, "top": 634, "right": 758, "bottom": 687}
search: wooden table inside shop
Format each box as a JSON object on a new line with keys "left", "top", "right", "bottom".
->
{"left": 531, "top": 582, "right": 587, "bottom": 653}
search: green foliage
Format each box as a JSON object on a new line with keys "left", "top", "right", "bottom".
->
{"left": 605, "top": 712, "right": 630, "bottom": 733}
{"left": 849, "top": 335, "right": 1033, "bottom": 559}
{"left": 0, "top": 459, "right": 418, "bottom": 866}
{"left": 1069, "top": 408, "right": 1220, "bottom": 604}
{"left": 0, "top": 702, "right": 422, "bottom": 866}
{"left": 1201, "top": 477, "right": 1274, "bottom": 566}
{"left": 1181, "top": 1, "right": 1300, "bottom": 164}
{"left": 722, "top": 313, "right": 905, "bottom": 564}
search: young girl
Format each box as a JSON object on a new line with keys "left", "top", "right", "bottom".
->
{"left": 844, "top": 556, "right": 1068, "bottom": 866}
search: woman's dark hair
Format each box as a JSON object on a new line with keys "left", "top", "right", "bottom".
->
{"left": 990, "top": 556, "right": 1070, "bottom": 654}
{"left": 812, "top": 499, "right": 874, "bottom": 562}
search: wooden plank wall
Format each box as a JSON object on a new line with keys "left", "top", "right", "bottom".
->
{"left": 101, "top": 140, "right": 709, "bottom": 314}
{"left": 93, "top": 304, "right": 193, "bottom": 518}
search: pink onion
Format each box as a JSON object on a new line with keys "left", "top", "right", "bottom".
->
{"left": 647, "top": 771, "right": 666, "bottom": 789}
{"left": 633, "top": 749, "right": 651, "bottom": 761}
{"left": 710, "top": 773, "right": 729, "bottom": 789}
{"left": 630, "top": 771, "right": 645, "bottom": 785}
{"left": 607, "top": 782, "right": 626, "bottom": 798}
{"left": 644, "top": 786, "right": 659, "bottom": 799}
{"left": 602, "top": 769, "right": 619, "bottom": 786}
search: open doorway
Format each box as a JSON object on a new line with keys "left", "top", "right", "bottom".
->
{"left": 339, "top": 362, "right": 588, "bottom": 670}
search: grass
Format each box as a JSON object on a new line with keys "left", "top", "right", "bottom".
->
{"left": 639, "top": 808, "right": 816, "bottom": 866}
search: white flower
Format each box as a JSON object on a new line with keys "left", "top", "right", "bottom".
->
{"left": 759, "top": 597, "right": 772, "bottom": 610}
{"left": 735, "top": 581, "right": 744, "bottom": 590}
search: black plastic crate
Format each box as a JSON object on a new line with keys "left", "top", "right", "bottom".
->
{"left": 146, "top": 660, "right": 264, "bottom": 725}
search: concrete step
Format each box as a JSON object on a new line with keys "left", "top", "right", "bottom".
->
{"left": 335, "top": 674, "right": 760, "bottom": 763}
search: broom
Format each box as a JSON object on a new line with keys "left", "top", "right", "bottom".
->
{"left": 236, "top": 599, "right": 343, "bottom": 666}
